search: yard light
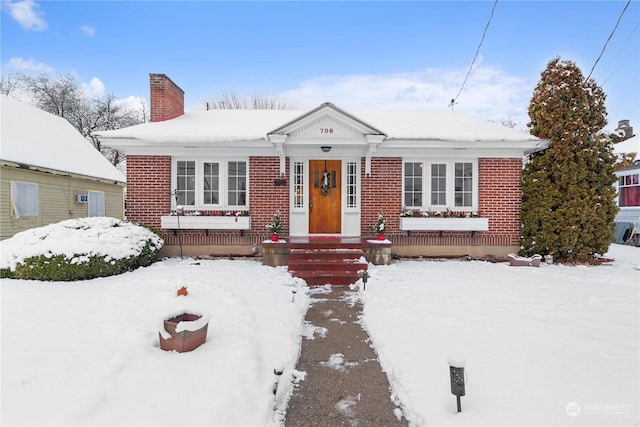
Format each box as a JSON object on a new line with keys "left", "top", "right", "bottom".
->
{"left": 273, "top": 363, "right": 284, "bottom": 395}
{"left": 447, "top": 354, "right": 466, "bottom": 413}
{"left": 292, "top": 288, "right": 297, "bottom": 303}
{"left": 362, "top": 271, "right": 369, "bottom": 290}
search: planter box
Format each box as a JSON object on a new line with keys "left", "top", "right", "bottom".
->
{"left": 508, "top": 254, "right": 542, "bottom": 267}
{"left": 159, "top": 313, "right": 209, "bottom": 353}
{"left": 161, "top": 215, "right": 251, "bottom": 230}
{"left": 399, "top": 217, "right": 489, "bottom": 231}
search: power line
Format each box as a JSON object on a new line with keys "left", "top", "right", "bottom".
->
{"left": 584, "top": 0, "right": 632, "bottom": 82}
{"left": 450, "top": 0, "right": 499, "bottom": 110}
{"left": 601, "top": 44, "right": 639, "bottom": 86}
{"left": 599, "top": 20, "right": 639, "bottom": 85}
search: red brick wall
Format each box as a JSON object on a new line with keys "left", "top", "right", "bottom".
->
{"left": 478, "top": 158, "right": 522, "bottom": 245}
{"left": 149, "top": 74, "right": 185, "bottom": 122}
{"left": 249, "top": 157, "right": 290, "bottom": 236}
{"left": 124, "top": 154, "right": 523, "bottom": 249}
{"left": 126, "top": 156, "right": 172, "bottom": 228}
{"left": 361, "top": 158, "right": 403, "bottom": 236}
{"left": 364, "top": 157, "right": 523, "bottom": 247}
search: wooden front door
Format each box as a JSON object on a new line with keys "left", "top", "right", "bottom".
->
{"left": 309, "top": 160, "right": 341, "bottom": 234}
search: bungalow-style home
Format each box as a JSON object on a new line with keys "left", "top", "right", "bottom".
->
{"left": 95, "top": 74, "right": 547, "bottom": 271}
{"left": 0, "top": 95, "right": 126, "bottom": 240}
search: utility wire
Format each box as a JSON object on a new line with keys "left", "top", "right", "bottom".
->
{"left": 601, "top": 44, "right": 639, "bottom": 86}
{"left": 584, "top": 0, "right": 632, "bottom": 82}
{"left": 599, "top": 20, "right": 639, "bottom": 85}
{"left": 450, "top": 0, "right": 499, "bottom": 110}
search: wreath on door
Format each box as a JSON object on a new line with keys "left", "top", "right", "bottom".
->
{"left": 321, "top": 171, "right": 331, "bottom": 196}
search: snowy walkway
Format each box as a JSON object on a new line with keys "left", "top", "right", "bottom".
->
{"left": 285, "top": 287, "right": 406, "bottom": 426}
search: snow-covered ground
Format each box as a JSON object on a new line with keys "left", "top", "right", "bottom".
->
{"left": 1, "top": 244, "right": 638, "bottom": 426}
{"left": 361, "top": 244, "right": 639, "bottom": 426}
{"left": 1, "top": 259, "right": 309, "bottom": 426}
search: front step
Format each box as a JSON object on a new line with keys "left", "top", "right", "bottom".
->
{"left": 288, "top": 240, "right": 368, "bottom": 286}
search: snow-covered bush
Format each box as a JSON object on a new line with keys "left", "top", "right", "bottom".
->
{"left": 0, "top": 217, "right": 163, "bottom": 281}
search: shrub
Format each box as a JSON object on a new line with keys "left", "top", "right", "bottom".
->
{"left": 0, "top": 217, "right": 163, "bottom": 281}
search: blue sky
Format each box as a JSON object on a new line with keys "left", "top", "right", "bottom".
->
{"left": 2, "top": 1, "right": 639, "bottom": 132}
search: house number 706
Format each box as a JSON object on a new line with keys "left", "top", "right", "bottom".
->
{"left": 320, "top": 128, "right": 333, "bottom": 134}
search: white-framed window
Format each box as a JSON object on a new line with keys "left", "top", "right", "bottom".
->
{"left": 346, "top": 161, "right": 359, "bottom": 209}
{"left": 404, "top": 162, "right": 423, "bottom": 208}
{"left": 618, "top": 173, "right": 640, "bottom": 207}
{"left": 171, "top": 158, "right": 248, "bottom": 209}
{"left": 403, "top": 159, "right": 478, "bottom": 212}
{"left": 10, "top": 180, "right": 38, "bottom": 218}
{"left": 293, "top": 161, "right": 305, "bottom": 209}
{"left": 88, "top": 191, "right": 105, "bottom": 217}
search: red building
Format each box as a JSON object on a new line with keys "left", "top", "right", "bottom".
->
{"left": 96, "top": 74, "right": 547, "bottom": 261}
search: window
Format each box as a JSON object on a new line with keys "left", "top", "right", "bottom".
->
{"left": 404, "top": 162, "right": 423, "bottom": 208}
{"left": 403, "top": 160, "right": 477, "bottom": 212}
{"left": 88, "top": 191, "right": 105, "bottom": 217}
{"left": 431, "top": 164, "right": 447, "bottom": 206}
{"left": 172, "top": 159, "right": 248, "bottom": 209}
{"left": 619, "top": 173, "right": 640, "bottom": 207}
{"left": 227, "top": 161, "right": 247, "bottom": 206}
{"left": 10, "top": 181, "right": 38, "bottom": 218}
{"left": 454, "top": 162, "right": 473, "bottom": 207}
{"left": 293, "top": 161, "right": 304, "bottom": 208}
{"left": 346, "top": 161, "right": 358, "bottom": 208}
{"left": 176, "top": 161, "right": 196, "bottom": 206}
{"left": 203, "top": 162, "right": 220, "bottom": 204}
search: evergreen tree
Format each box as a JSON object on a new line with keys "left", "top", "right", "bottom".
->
{"left": 520, "top": 57, "right": 618, "bottom": 262}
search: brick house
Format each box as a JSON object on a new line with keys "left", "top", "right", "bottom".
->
{"left": 95, "top": 74, "right": 547, "bottom": 261}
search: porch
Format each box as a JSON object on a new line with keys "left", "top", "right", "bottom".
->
{"left": 262, "top": 236, "right": 392, "bottom": 286}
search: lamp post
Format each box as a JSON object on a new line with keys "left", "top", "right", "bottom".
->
{"left": 448, "top": 355, "right": 466, "bottom": 413}
{"left": 176, "top": 205, "right": 184, "bottom": 260}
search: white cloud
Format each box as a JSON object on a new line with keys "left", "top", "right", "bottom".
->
{"left": 81, "top": 77, "right": 105, "bottom": 98}
{"left": 80, "top": 25, "right": 95, "bottom": 37}
{"left": 5, "top": 0, "right": 47, "bottom": 31}
{"left": 6, "top": 56, "right": 53, "bottom": 73}
{"left": 278, "top": 64, "right": 535, "bottom": 126}
{"left": 114, "top": 95, "right": 146, "bottom": 113}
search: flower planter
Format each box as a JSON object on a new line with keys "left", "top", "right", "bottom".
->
{"left": 399, "top": 217, "right": 489, "bottom": 231}
{"left": 377, "top": 234, "right": 385, "bottom": 241}
{"left": 508, "top": 253, "right": 542, "bottom": 267}
{"left": 271, "top": 233, "right": 279, "bottom": 242}
{"left": 159, "top": 313, "right": 209, "bottom": 353}
{"left": 160, "top": 215, "right": 251, "bottom": 230}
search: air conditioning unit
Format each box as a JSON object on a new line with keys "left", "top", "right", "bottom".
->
{"left": 76, "top": 193, "right": 88, "bottom": 203}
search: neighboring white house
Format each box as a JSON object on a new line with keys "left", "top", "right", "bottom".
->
{"left": 613, "top": 134, "right": 640, "bottom": 244}
{"left": 0, "top": 95, "right": 126, "bottom": 239}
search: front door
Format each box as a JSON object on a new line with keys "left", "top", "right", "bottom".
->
{"left": 309, "top": 160, "right": 341, "bottom": 234}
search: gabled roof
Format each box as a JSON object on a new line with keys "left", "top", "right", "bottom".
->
{"left": 0, "top": 96, "right": 125, "bottom": 183}
{"left": 95, "top": 102, "right": 543, "bottom": 145}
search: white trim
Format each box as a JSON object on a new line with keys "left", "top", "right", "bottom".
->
{"left": 402, "top": 158, "right": 479, "bottom": 213}
{"left": 170, "top": 157, "right": 249, "bottom": 210}
{"left": 161, "top": 215, "right": 251, "bottom": 230}
{"left": 288, "top": 157, "right": 362, "bottom": 237}
{"left": 399, "top": 217, "right": 488, "bottom": 231}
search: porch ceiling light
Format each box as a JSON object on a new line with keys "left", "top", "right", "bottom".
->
{"left": 321, "top": 146, "right": 332, "bottom": 152}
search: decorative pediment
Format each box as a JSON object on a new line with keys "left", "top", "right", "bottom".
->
{"left": 267, "top": 103, "right": 387, "bottom": 176}
{"left": 268, "top": 102, "right": 385, "bottom": 139}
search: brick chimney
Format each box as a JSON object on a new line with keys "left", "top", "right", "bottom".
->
{"left": 616, "top": 119, "right": 634, "bottom": 140}
{"left": 149, "top": 73, "right": 185, "bottom": 122}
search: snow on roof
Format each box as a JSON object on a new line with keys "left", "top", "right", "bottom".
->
{"left": 0, "top": 95, "right": 125, "bottom": 183}
{"left": 614, "top": 135, "right": 639, "bottom": 161}
{"left": 95, "top": 105, "right": 540, "bottom": 144}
